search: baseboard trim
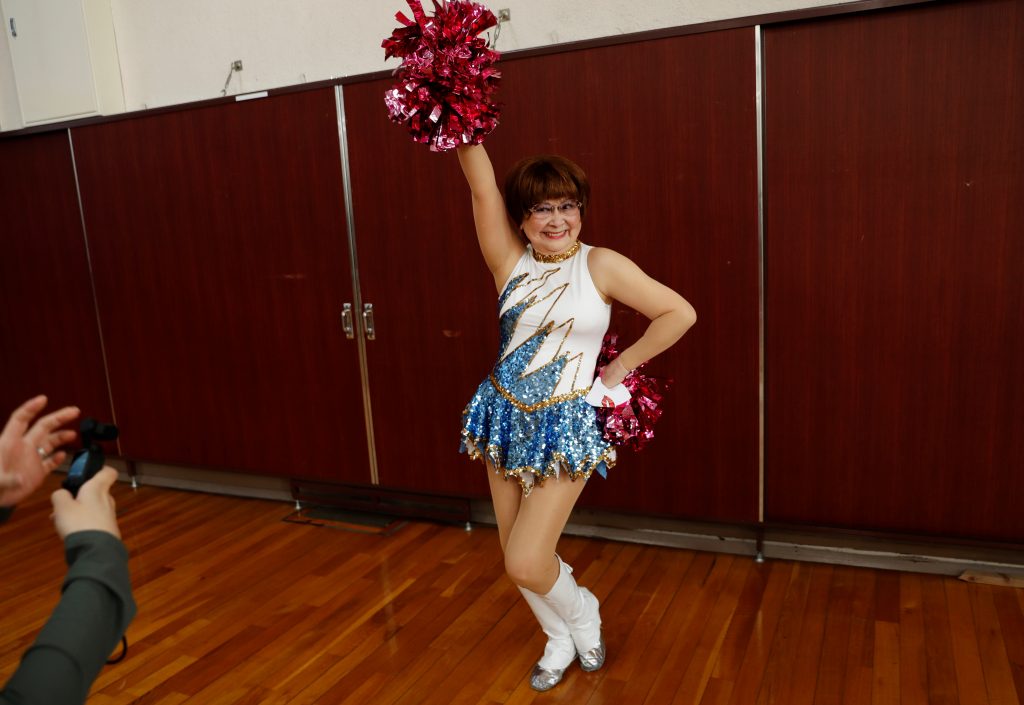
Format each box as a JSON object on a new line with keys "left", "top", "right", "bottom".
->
{"left": 761, "top": 540, "right": 1024, "bottom": 577}
{"left": 471, "top": 501, "right": 1024, "bottom": 577}
{"left": 94, "top": 462, "right": 1024, "bottom": 578}
{"left": 107, "top": 459, "right": 293, "bottom": 503}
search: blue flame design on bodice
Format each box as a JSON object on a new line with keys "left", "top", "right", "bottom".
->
{"left": 492, "top": 271, "right": 573, "bottom": 408}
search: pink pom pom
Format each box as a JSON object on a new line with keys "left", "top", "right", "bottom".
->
{"left": 595, "top": 333, "right": 672, "bottom": 452}
{"left": 382, "top": 0, "right": 501, "bottom": 152}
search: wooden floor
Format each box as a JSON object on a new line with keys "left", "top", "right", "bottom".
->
{"left": 1, "top": 478, "right": 1022, "bottom": 704}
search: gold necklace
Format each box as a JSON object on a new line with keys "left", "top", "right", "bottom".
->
{"left": 531, "top": 240, "right": 581, "bottom": 263}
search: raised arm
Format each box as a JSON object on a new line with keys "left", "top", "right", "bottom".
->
{"left": 588, "top": 247, "right": 697, "bottom": 385}
{"left": 457, "top": 144, "right": 525, "bottom": 290}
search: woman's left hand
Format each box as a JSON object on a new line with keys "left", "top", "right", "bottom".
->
{"left": 600, "top": 358, "right": 630, "bottom": 388}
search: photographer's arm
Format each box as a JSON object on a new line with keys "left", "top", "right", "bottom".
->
{"left": 1, "top": 470, "right": 136, "bottom": 705}
{"left": 1, "top": 535, "right": 135, "bottom": 705}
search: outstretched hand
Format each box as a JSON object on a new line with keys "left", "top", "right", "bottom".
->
{"left": 0, "top": 395, "right": 80, "bottom": 506}
{"left": 51, "top": 467, "right": 121, "bottom": 539}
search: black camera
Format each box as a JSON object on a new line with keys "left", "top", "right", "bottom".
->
{"left": 62, "top": 418, "right": 119, "bottom": 498}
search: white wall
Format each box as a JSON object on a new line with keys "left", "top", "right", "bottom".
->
{"left": 111, "top": 0, "right": 858, "bottom": 111}
{"left": 0, "top": 10, "right": 20, "bottom": 129}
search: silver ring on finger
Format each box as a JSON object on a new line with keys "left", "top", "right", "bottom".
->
{"left": 36, "top": 446, "right": 49, "bottom": 459}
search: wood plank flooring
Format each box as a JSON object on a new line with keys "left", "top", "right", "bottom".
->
{"left": 1, "top": 477, "right": 1022, "bottom": 704}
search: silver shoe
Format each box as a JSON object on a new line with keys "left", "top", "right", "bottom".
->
{"left": 530, "top": 663, "right": 569, "bottom": 691}
{"left": 578, "top": 637, "right": 606, "bottom": 672}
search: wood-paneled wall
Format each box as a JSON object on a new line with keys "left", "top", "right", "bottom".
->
{"left": 763, "top": 0, "right": 1024, "bottom": 541}
{"left": 1, "top": 0, "right": 1021, "bottom": 543}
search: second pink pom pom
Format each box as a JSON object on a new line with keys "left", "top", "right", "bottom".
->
{"left": 595, "top": 333, "right": 672, "bottom": 453}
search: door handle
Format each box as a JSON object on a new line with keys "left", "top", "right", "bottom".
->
{"left": 362, "top": 303, "right": 375, "bottom": 341}
{"left": 340, "top": 303, "right": 354, "bottom": 339}
{"left": 9, "top": 18, "right": 16, "bottom": 37}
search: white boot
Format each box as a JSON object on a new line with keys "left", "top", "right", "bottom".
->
{"left": 540, "top": 557, "right": 606, "bottom": 672}
{"left": 518, "top": 585, "right": 576, "bottom": 691}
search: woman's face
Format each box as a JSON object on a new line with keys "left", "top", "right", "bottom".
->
{"left": 520, "top": 198, "right": 583, "bottom": 256}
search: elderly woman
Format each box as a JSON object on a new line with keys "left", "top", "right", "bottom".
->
{"left": 457, "top": 144, "right": 696, "bottom": 691}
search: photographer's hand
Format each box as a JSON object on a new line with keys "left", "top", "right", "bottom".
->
{"left": 0, "top": 395, "right": 80, "bottom": 506}
{"left": 51, "top": 467, "right": 121, "bottom": 539}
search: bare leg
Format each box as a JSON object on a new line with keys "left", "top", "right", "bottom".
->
{"left": 487, "top": 467, "right": 589, "bottom": 689}
{"left": 503, "top": 476, "right": 605, "bottom": 671}
{"left": 485, "top": 460, "right": 522, "bottom": 553}
{"left": 503, "top": 473, "right": 587, "bottom": 594}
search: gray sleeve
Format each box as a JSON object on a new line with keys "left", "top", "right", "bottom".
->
{"left": 0, "top": 531, "right": 136, "bottom": 705}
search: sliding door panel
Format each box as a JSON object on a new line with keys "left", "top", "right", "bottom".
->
{"left": 0, "top": 131, "right": 113, "bottom": 423}
{"left": 764, "top": 0, "right": 1024, "bottom": 540}
{"left": 342, "top": 81, "right": 495, "bottom": 498}
{"left": 72, "top": 90, "right": 369, "bottom": 481}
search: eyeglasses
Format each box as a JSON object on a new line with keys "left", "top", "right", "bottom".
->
{"left": 527, "top": 200, "right": 582, "bottom": 220}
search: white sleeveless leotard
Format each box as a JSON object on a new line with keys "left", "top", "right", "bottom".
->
{"left": 460, "top": 241, "right": 616, "bottom": 494}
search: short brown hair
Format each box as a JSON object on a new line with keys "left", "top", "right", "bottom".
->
{"left": 503, "top": 155, "right": 591, "bottom": 225}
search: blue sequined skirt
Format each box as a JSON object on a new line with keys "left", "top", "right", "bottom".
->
{"left": 460, "top": 376, "right": 616, "bottom": 494}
